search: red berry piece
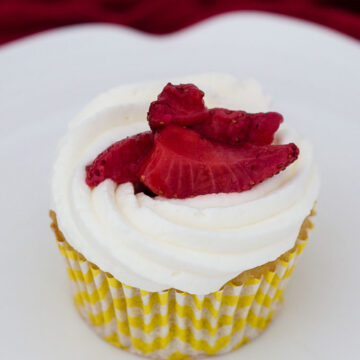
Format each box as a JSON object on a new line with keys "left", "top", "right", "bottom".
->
{"left": 148, "top": 83, "right": 208, "bottom": 130}
{"left": 140, "top": 125, "right": 299, "bottom": 199}
{"left": 192, "top": 109, "right": 283, "bottom": 146}
{"left": 192, "top": 108, "right": 250, "bottom": 145}
{"left": 86, "top": 131, "right": 154, "bottom": 188}
{"left": 247, "top": 112, "right": 283, "bottom": 145}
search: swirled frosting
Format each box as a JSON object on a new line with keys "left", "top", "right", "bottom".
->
{"left": 52, "top": 73, "right": 320, "bottom": 294}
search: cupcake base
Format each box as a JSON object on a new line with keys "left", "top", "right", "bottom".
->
{"left": 50, "top": 210, "right": 314, "bottom": 359}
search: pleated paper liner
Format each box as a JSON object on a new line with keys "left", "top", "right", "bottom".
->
{"left": 50, "top": 209, "right": 315, "bottom": 360}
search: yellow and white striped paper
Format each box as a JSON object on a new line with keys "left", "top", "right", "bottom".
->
{"left": 55, "top": 224, "right": 310, "bottom": 360}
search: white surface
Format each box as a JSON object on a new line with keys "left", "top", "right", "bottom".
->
{"left": 0, "top": 12, "right": 359, "bottom": 359}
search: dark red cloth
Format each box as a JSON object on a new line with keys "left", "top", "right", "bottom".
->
{"left": 0, "top": 0, "right": 359, "bottom": 46}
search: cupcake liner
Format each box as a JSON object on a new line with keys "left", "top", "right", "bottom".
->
{"left": 51, "top": 211, "right": 314, "bottom": 359}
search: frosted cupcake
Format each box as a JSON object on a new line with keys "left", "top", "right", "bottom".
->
{"left": 50, "top": 73, "right": 319, "bottom": 359}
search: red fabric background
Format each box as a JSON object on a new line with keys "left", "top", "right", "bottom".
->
{"left": 0, "top": 0, "right": 359, "bottom": 46}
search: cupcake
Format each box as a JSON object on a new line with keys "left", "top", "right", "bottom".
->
{"left": 50, "top": 73, "right": 319, "bottom": 359}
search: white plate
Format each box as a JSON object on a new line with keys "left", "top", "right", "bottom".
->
{"left": 0, "top": 12, "right": 359, "bottom": 359}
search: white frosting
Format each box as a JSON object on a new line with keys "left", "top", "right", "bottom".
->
{"left": 52, "top": 73, "right": 320, "bottom": 295}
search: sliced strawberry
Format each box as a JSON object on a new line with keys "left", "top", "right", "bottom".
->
{"left": 192, "top": 109, "right": 283, "bottom": 145}
{"left": 191, "top": 108, "right": 250, "bottom": 145}
{"left": 247, "top": 112, "right": 283, "bottom": 145}
{"left": 86, "top": 131, "right": 153, "bottom": 188}
{"left": 147, "top": 83, "right": 208, "bottom": 130}
{"left": 140, "top": 125, "right": 299, "bottom": 199}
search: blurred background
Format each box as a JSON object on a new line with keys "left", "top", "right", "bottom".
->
{"left": 0, "top": 0, "right": 359, "bottom": 45}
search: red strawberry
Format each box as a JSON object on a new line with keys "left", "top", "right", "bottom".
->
{"left": 192, "top": 109, "right": 283, "bottom": 146}
{"left": 86, "top": 131, "right": 153, "bottom": 188}
{"left": 247, "top": 112, "right": 283, "bottom": 145}
{"left": 140, "top": 125, "right": 299, "bottom": 199}
{"left": 148, "top": 83, "right": 208, "bottom": 130}
{"left": 192, "top": 108, "right": 250, "bottom": 145}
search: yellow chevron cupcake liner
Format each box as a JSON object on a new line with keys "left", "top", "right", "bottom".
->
{"left": 50, "top": 210, "right": 314, "bottom": 359}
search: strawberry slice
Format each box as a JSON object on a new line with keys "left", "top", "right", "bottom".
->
{"left": 148, "top": 84, "right": 282, "bottom": 146}
{"left": 140, "top": 125, "right": 299, "bottom": 199}
{"left": 191, "top": 109, "right": 283, "bottom": 145}
{"left": 86, "top": 131, "right": 153, "bottom": 188}
{"left": 148, "top": 83, "right": 208, "bottom": 130}
{"left": 247, "top": 112, "right": 284, "bottom": 145}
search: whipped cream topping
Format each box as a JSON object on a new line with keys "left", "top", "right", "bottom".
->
{"left": 52, "top": 73, "right": 320, "bottom": 294}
